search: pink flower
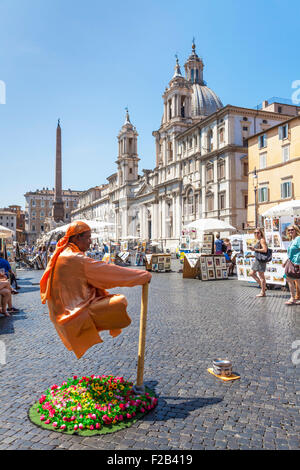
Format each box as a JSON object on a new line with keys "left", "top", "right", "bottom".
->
{"left": 45, "top": 419, "right": 50, "bottom": 424}
{"left": 73, "top": 375, "right": 78, "bottom": 379}
{"left": 74, "top": 425, "right": 78, "bottom": 430}
{"left": 126, "top": 413, "right": 132, "bottom": 419}
{"left": 90, "top": 425, "right": 94, "bottom": 430}
{"left": 51, "top": 384, "right": 58, "bottom": 390}
{"left": 118, "top": 415, "right": 123, "bottom": 421}
{"left": 60, "top": 425, "right": 66, "bottom": 430}
{"left": 140, "top": 407, "right": 145, "bottom": 413}
{"left": 40, "top": 415, "right": 45, "bottom": 421}
{"left": 39, "top": 394, "right": 46, "bottom": 404}
{"left": 79, "top": 423, "right": 84, "bottom": 430}
{"left": 95, "top": 423, "right": 101, "bottom": 429}
{"left": 52, "top": 422, "right": 58, "bottom": 427}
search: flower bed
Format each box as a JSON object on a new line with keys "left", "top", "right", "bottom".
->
{"left": 28, "top": 375, "right": 157, "bottom": 435}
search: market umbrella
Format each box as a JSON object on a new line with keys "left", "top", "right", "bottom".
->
{"left": 0, "top": 224, "right": 14, "bottom": 238}
{"left": 261, "top": 200, "right": 300, "bottom": 217}
{"left": 184, "top": 218, "right": 236, "bottom": 232}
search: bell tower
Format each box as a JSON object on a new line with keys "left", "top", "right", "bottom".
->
{"left": 117, "top": 109, "right": 139, "bottom": 185}
{"left": 184, "top": 40, "right": 204, "bottom": 84}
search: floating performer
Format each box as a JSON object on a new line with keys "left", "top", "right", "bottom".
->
{"left": 40, "top": 221, "right": 151, "bottom": 359}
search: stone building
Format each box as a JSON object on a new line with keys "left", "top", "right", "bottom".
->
{"left": 24, "top": 188, "right": 81, "bottom": 245}
{"left": 71, "top": 43, "right": 300, "bottom": 250}
{"left": 247, "top": 114, "right": 300, "bottom": 226}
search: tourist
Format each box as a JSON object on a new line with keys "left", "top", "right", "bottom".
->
{"left": 0, "top": 272, "right": 20, "bottom": 317}
{"left": 223, "top": 238, "right": 232, "bottom": 252}
{"left": 224, "top": 249, "right": 235, "bottom": 276}
{"left": 249, "top": 228, "right": 268, "bottom": 297}
{"left": 214, "top": 233, "right": 224, "bottom": 255}
{"left": 282, "top": 225, "right": 300, "bottom": 305}
{"left": 0, "top": 251, "right": 19, "bottom": 292}
{"left": 40, "top": 221, "right": 151, "bottom": 359}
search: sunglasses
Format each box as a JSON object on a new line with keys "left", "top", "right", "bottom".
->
{"left": 287, "top": 229, "right": 295, "bottom": 232}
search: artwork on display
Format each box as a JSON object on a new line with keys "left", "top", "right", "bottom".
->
{"left": 202, "top": 272, "right": 208, "bottom": 281}
{"left": 208, "top": 268, "right": 215, "bottom": 279}
{"left": 214, "top": 257, "right": 221, "bottom": 267}
{"left": 266, "top": 233, "right": 273, "bottom": 246}
{"left": 152, "top": 256, "right": 158, "bottom": 264}
{"left": 245, "top": 237, "right": 256, "bottom": 251}
{"left": 222, "top": 270, "right": 228, "bottom": 279}
{"left": 206, "top": 257, "right": 213, "bottom": 268}
{"left": 237, "top": 257, "right": 244, "bottom": 266}
{"left": 294, "top": 217, "right": 300, "bottom": 227}
{"left": 216, "top": 268, "right": 222, "bottom": 279}
{"left": 281, "top": 223, "right": 290, "bottom": 242}
{"left": 152, "top": 264, "right": 158, "bottom": 271}
{"left": 272, "top": 218, "right": 280, "bottom": 232}
{"left": 221, "top": 258, "right": 226, "bottom": 268}
{"left": 273, "top": 234, "right": 281, "bottom": 248}
{"left": 265, "top": 219, "right": 272, "bottom": 232}
{"left": 158, "top": 263, "right": 164, "bottom": 271}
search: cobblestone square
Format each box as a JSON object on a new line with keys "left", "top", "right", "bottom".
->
{"left": 0, "top": 263, "right": 299, "bottom": 450}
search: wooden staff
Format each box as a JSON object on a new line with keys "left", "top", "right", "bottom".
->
{"left": 134, "top": 282, "right": 149, "bottom": 394}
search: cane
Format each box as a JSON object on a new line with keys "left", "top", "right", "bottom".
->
{"left": 132, "top": 282, "right": 149, "bottom": 395}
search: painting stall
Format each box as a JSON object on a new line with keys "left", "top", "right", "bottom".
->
{"left": 145, "top": 254, "right": 171, "bottom": 273}
{"left": 182, "top": 252, "right": 228, "bottom": 280}
{"left": 0, "top": 225, "right": 14, "bottom": 262}
{"left": 182, "top": 218, "right": 236, "bottom": 280}
{"left": 237, "top": 200, "right": 300, "bottom": 287}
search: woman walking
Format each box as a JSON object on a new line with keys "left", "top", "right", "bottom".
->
{"left": 249, "top": 228, "right": 268, "bottom": 297}
{"left": 282, "top": 225, "right": 300, "bottom": 305}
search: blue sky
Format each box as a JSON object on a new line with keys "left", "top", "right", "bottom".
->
{"left": 0, "top": 0, "right": 299, "bottom": 208}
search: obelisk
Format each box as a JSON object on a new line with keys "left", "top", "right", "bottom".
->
{"left": 53, "top": 119, "right": 65, "bottom": 222}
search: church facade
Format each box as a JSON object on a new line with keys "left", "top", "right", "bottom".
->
{"left": 71, "top": 43, "right": 296, "bottom": 250}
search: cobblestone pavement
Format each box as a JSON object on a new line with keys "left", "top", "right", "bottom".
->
{"left": 0, "top": 262, "right": 299, "bottom": 450}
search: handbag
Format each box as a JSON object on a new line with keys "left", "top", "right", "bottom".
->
{"left": 256, "top": 248, "right": 273, "bottom": 263}
{"left": 285, "top": 259, "right": 300, "bottom": 279}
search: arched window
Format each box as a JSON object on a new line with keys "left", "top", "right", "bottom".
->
{"left": 206, "top": 192, "right": 214, "bottom": 212}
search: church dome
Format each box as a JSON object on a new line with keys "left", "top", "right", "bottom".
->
{"left": 191, "top": 83, "right": 223, "bottom": 117}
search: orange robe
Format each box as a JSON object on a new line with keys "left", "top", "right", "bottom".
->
{"left": 47, "top": 243, "right": 151, "bottom": 358}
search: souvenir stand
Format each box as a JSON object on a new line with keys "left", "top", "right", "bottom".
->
{"left": 237, "top": 200, "right": 300, "bottom": 287}
{"left": 182, "top": 218, "right": 236, "bottom": 281}
{"left": 145, "top": 254, "right": 171, "bottom": 272}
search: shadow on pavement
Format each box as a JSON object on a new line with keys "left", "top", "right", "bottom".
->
{"left": 144, "top": 380, "right": 223, "bottom": 421}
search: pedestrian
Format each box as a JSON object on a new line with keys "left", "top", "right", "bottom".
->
{"left": 282, "top": 225, "right": 300, "bottom": 305}
{"left": 224, "top": 249, "right": 235, "bottom": 276}
{"left": 249, "top": 228, "right": 269, "bottom": 297}
{"left": 0, "top": 272, "right": 20, "bottom": 316}
{"left": 0, "top": 251, "right": 19, "bottom": 292}
{"left": 214, "top": 233, "right": 224, "bottom": 255}
{"left": 223, "top": 238, "right": 232, "bottom": 252}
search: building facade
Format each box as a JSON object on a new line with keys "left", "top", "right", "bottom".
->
{"left": 71, "top": 44, "right": 300, "bottom": 250}
{"left": 24, "top": 188, "right": 82, "bottom": 244}
{"left": 247, "top": 115, "right": 300, "bottom": 227}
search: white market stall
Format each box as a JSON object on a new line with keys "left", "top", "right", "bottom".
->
{"left": 182, "top": 218, "right": 237, "bottom": 281}
{"left": 236, "top": 200, "right": 300, "bottom": 286}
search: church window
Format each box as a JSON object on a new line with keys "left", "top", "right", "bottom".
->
{"left": 206, "top": 164, "right": 214, "bottom": 182}
{"left": 219, "top": 192, "right": 225, "bottom": 210}
{"left": 187, "top": 189, "right": 194, "bottom": 215}
{"left": 191, "top": 69, "right": 194, "bottom": 83}
{"left": 217, "top": 159, "right": 225, "bottom": 180}
{"left": 219, "top": 128, "right": 225, "bottom": 143}
{"left": 181, "top": 97, "right": 185, "bottom": 117}
{"left": 129, "top": 168, "right": 133, "bottom": 174}
{"left": 207, "top": 193, "right": 214, "bottom": 212}
{"left": 196, "top": 69, "right": 199, "bottom": 82}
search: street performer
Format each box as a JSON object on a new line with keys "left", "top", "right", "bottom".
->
{"left": 40, "top": 221, "right": 151, "bottom": 359}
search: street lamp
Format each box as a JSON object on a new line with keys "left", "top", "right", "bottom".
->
{"left": 253, "top": 167, "right": 258, "bottom": 227}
